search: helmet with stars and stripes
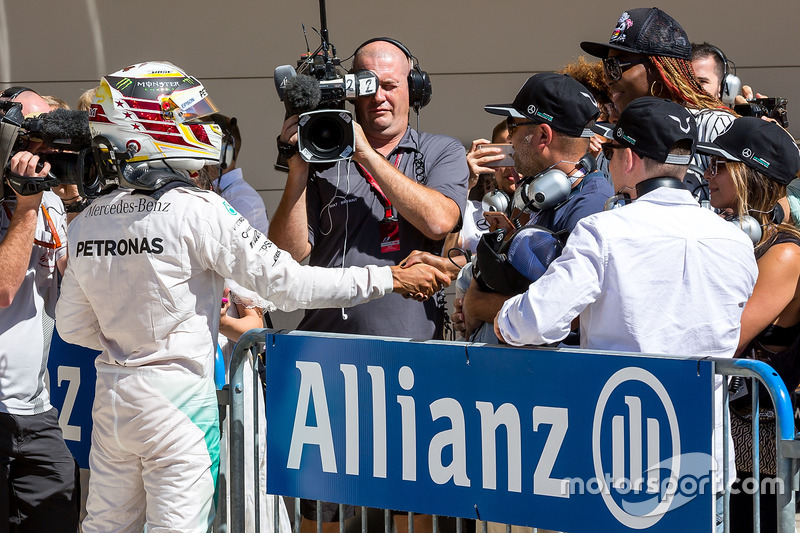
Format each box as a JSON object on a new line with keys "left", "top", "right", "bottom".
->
{"left": 88, "top": 61, "right": 223, "bottom": 189}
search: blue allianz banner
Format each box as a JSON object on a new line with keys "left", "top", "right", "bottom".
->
{"left": 265, "top": 332, "right": 716, "bottom": 532}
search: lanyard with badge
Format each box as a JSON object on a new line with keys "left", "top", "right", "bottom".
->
{"left": 3, "top": 203, "right": 61, "bottom": 249}
{"left": 355, "top": 153, "right": 403, "bottom": 253}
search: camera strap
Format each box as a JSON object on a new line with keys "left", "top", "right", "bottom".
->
{"left": 355, "top": 154, "right": 403, "bottom": 253}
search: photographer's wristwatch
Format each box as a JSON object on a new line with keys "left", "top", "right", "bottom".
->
{"left": 276, "top": 136, "right": 298, "bottom": 159}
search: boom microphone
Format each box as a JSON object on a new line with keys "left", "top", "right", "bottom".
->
{"left": 24, "top": 109, "right": 92, "bottom": 151}
{"left": 283, "top": 74, "right": 322, "bottom": 116}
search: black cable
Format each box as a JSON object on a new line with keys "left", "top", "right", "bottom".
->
{"left": 446, "top": 246, "right": 470, "bottom": 270}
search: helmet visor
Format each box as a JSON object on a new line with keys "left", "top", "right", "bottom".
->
{"left": 160, "top": 85, "right": 219, "bottom": 123}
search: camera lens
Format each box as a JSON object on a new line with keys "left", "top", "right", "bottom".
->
{"left": 296, "top": 109, "right": 356, "bottom": 163}
{"left": 308, "top": 116, "right": 345, "bottom": 155}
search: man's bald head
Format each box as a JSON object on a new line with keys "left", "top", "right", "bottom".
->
{"left": 353, "top": 40, "right": 412, "bottom": 77}
{"left": 6, "top": 90, "right": 50, "bottom": 117}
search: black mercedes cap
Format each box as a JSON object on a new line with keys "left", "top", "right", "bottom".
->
{"left": 484, "top": 73, "right": 600, "bottom": 138}
{"left": 580, "top": 7, "right": 692, "bottom": 60}
{"left": 696, "top": 117, "right": 800, "bottom": 185}
{"left": 592, "top": 97, "right": 697, "bottom": 164}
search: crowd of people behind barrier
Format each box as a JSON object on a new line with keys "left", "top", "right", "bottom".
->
{"left": 1, "top": 4, "right": 799, "bottom": 533}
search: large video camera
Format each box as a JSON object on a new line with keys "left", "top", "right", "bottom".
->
{"left": 733, "top": 97, "right": 789, "bottom": 129}
{"left": 273, "top": 0, "right": 378, "bottom": 169}
{"left": 0, "top": 100, "right": 102, "bottom": 197}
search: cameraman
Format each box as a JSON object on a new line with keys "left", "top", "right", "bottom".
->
{"left": 0, "top": 88, "right": 78, "bottom": 532}
{"left": 271, "top": 38, "right": 468, "bottom": 338}
{"left": 270, "top": 37, "right": 468, "bottom": 531}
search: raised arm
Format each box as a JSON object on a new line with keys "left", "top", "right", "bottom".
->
{"left": 268, "top": 115, "right": 313, "bottom": 261}
{"left": 0, "top": 151, "right": 50, "bottom": 307}
{"left": 352, "top": 123, "right": 462, "bottom": 240}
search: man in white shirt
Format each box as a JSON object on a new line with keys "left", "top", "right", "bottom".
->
{"left": 494, "top": 97, "right": 758, "bottom": 530}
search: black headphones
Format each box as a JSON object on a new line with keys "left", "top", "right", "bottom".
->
{"left": 706, "top": 45, "right": 741, "bottom": 105}
{"left": 353, "top": 37, "right": 432, "bottom": 112}
{"left": 0, "top": 86, "right": 35, "bottom": 101}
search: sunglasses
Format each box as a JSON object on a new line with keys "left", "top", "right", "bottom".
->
{"left": 708, "top": 156, "right": 728, "bottom": 177}
{"left": 601, "top": 143, "right": 625, "bottom": 161}
{"left": 602, "top": 56, "right": 649, "bottom": 82}
{"left": 506, "top": 117, "right": 539, "bottom": 136}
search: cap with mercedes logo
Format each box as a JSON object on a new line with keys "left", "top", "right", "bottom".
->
{"left": 592, "top": 97, "right": 697, "bottom": 164}
{"left": 484, "top": 72, "right": 600, "bottom": 138}
{"left": 696, "top": 116, "right": 800, "bottom": 185}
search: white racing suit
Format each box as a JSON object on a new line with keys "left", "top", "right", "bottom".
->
{"left": 55, "top": 185, "right": 394, "bottom": 533}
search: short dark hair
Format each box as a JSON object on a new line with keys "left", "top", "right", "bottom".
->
{"left": 641, "top": 139, "right": 693, "bottom": 178}
{"left": 691, "top": 43, "right": 725, "bottom": 84}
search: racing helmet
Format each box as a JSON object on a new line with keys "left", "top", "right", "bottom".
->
{"left": 89, "top": 61, "right": 223, "bottom": 189}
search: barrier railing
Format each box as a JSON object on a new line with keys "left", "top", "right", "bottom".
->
{"left": 223, "top": 329, "right": 800, "bottom": 533}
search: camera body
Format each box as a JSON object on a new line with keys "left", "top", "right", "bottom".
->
{"left": 273, "top": 3, "right": 379, "bottom": 168}
{"left": 0, "top": 101, "right": 101, "bottom": 197}
{"left": 733, "top": 97, "right": 789, "bottom": 128}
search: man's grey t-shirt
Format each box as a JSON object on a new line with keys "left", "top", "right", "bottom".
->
{"left": 300, "top": 127, "right": 468, "bottom": 339}
{"left": 0, "top": 192, "right": 67, "bottom": 414}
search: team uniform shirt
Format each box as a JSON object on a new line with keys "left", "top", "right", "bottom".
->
{"left": 56, "top": 186, "right": 393, "bottom": 374}
{"left": 215, "top": 166, "right": 272, "bottom": 328}
{"left": 0, "top": 191, "right": 67, "bottom": 415}
{"left": 300, "top": 126, "right": 468, "bottom": 339}
{"left": 55, "top": 185, "right": 394, "bottom": 533}
{"left": 497, "top": 186, "right": 758, "bottom": 488}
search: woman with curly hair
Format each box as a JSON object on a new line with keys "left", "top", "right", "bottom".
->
{"left": 580, "top": 7, "right": 735, "bottom": 200}
{"left": 697, "top": 117, "right": 800, "bottom": 533}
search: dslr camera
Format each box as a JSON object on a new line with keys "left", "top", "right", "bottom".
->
{"left": 0, "top": 99, "right": 101, "bottom": 197}
{"left": 273, "top": 0, "right": 378, "bottom": 168}
{"left": 733, "top": 97, "right": 789, "bottom": 128}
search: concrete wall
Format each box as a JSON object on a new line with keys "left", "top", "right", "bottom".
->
{"left": 8, "top": 0, "right": 799, "bottom": 326}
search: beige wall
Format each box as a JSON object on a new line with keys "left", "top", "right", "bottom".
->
{"left": 8, "top": 0, "right": 800, "bottom": 326}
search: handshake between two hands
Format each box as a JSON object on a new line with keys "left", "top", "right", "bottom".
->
{"left": 389, "top": 250, "right": 462, "bottom": 301}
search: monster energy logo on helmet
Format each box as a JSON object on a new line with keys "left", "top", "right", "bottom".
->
{"left": 116, "top": 78, "right": 133, "bottom": 90}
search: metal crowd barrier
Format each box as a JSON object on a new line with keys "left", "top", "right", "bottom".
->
{"left": 221, "top": 329, "right": 800, "bottom": 533}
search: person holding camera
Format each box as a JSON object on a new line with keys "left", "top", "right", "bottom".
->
{"left": 0, "top": 87, "right": 79, "bottom": 532}
{"left": 494, "top": 97, "right": 758, "bottom": 532}
{"left": 54, "top": 61, "right": 449, "bottom": 533}
{"left": 271, "top": 38, "right": 467, "bottom": 339}
{"left": 270, "top": 37, "right": 467, "bottom": 532}
{"left": 453, "top": 73, "right": 614, "bottom": 342}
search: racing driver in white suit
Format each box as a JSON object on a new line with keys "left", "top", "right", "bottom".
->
{"left": 54, "top": 62, "right": 448, "bottom": 533}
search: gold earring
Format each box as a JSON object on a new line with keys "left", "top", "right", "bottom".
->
{"left": 650, "top": 80, "right": 664, "bottom": 97}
